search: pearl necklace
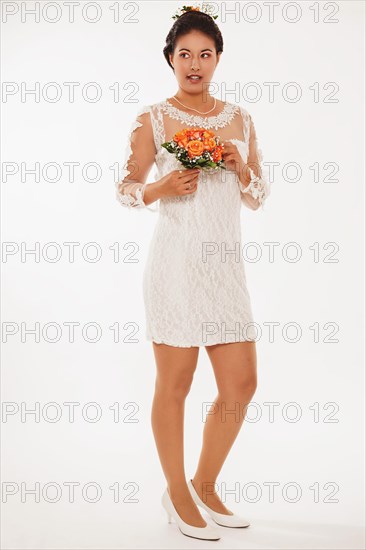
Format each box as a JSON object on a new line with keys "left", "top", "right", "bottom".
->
{"left": 172, "top": 95, "right": 217, "bottom": 115}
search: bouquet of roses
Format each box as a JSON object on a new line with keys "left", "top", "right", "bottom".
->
{"left": 161, "top": 127, "right": 226, "bottom": 172}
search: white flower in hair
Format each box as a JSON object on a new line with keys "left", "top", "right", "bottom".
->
{"left": 172, "top": 3, "right": 218, "bottom": 20}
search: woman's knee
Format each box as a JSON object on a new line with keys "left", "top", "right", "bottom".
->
{"left": 155, "top": 371, "right": 195, "bottom": 401}
{"left": 220, "top": 365, "right": 257, "bottom": 402}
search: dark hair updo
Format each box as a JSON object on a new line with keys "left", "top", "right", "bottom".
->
{"left": 163, "top": 11, "right": 224, "bottom": 71}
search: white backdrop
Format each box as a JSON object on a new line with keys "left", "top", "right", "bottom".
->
{"left": 1, "top": 1, "right": 365, "bottom": 548}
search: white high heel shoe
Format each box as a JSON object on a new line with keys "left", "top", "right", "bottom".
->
{"left": 188, "top": 479, "right": 250, "bottom": 528}
{"left": 161, "top": 487, "right": 221, "bottom": 540}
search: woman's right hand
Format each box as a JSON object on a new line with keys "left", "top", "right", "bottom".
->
{"left": 157, "top": 168, "right": 200, "bottom": 198}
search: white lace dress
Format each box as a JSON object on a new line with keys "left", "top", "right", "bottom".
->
{"left": 116, "top": 99, "right": 271, "bottom": 347}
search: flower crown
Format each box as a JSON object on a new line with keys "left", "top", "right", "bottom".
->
{"left": 172, "top": 4, "right": 218, "bottom": 20}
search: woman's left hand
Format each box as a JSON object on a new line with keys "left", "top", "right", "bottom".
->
{"left": 221, "top": 141, "right": 246, "bottom": 178}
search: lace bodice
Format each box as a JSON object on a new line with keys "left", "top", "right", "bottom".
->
{"left": 160, "top": 100, "right": 239, "bottom": 130}
{"left": 115, "top": 99, "right": 271, "bottom": 212}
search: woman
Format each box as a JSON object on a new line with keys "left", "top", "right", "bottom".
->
{"left": 116, "top": 6, "right": 270, "bottom": 541}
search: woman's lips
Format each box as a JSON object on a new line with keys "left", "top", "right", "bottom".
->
{"left": 186, "top": 76, "right": 202, "bottom": 83}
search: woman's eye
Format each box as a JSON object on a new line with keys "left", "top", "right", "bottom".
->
{"left": 179, "top": 53, "right": 210, "bottom": 58}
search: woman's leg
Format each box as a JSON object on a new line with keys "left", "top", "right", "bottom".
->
{"left": 151, "top": 342, "right": 208, "bottom": 527}
{"left": 191, "top": 341, "right": 257, "bottom": 514}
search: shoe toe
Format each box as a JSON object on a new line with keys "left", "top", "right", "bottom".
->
{"left": 214, "top": 513, "right": 250, "bottom": 528}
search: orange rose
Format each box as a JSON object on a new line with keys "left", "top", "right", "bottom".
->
{"left": 187, "top": 140, "right": 204, "bottom": 158}
{"left": 177, "top": 138, "right": 189, "bottom": 148}
{"left": 203, "top": 137, "right": 216, "bottom": 151}
{"left": 174, "top": 130, "right": 189, "bottom": 147}
{"left": 189, "top": 130, "right": 202, "bottom": 140}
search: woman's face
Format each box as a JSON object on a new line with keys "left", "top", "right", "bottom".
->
{"left": 169, "top": 30, "right": 221, "bottom": 95}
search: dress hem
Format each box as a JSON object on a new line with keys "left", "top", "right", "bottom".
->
{"left": 146, "top": 335, "right": 257, "bottom": 348}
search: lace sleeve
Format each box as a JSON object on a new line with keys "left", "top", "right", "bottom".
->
{"left": 238, "top": 109, "right": 271, "bottom": 211}
{"left": 115, "top": 105, "right": 158, "bottom": 212}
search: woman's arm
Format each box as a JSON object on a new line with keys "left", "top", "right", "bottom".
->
{"left": 238, "top": 111, "right": 271, "bottom": 211}
{"left": 115, "top": 106, "right": 160, "bottom": 212}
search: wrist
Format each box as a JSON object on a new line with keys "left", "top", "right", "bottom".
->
{"left": 143, "top": 180, "right": 162, "bottom": 205}
{"left": 238, "top": 165, "right": 250, "bottom": 189}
